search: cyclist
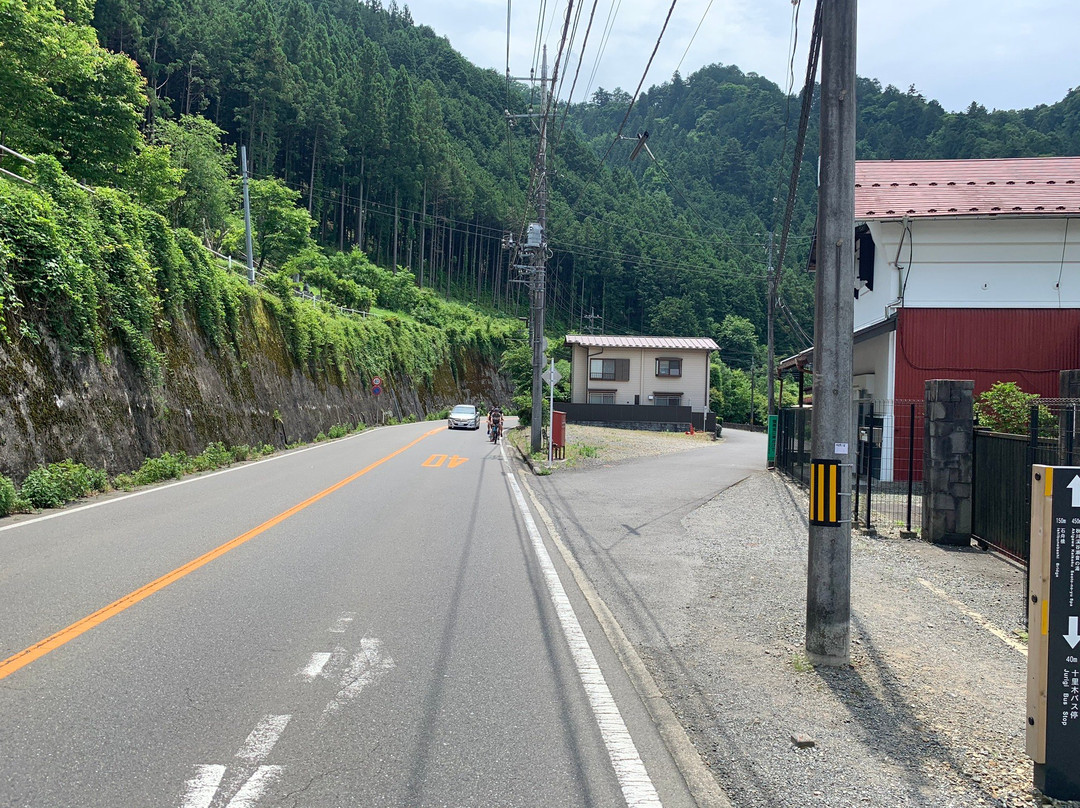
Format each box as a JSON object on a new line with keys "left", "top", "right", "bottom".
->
{"left": 487, "top": 405, "right": 503, "bottom": 444}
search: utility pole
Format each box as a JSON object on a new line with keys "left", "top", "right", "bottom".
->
{"left": 583, "top": 308, "right": 602, "bottom": 334}
{"left": 806, "top": 0, "right": 856, "bottom": 667}
{"left": 765, "top": 232, "right": 777, "bottom": 416}
{"left": 506, "top": 49, "right": 552, "bottom": 455}
{"left": 241, "top": 145, "right": 255, "bottom": 286}
{"left": 529, "top": 48, "right": 550, "bottom": 454}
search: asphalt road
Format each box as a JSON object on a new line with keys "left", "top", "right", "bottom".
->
{"left": 0, "top": 422, "right": 701, "bottom": 808}
{"left": 526, "top": 428, "right": 769, "bottom": 689}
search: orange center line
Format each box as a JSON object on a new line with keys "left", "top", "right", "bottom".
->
{"left": 0, "top": 427, "right": 443, "bottom": 681}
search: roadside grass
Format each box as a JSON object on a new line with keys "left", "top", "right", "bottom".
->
{"left": 0, "top": 419, "right": 374, "bottom": 516}
{"left": 791, "top": 652, "right": 814, "bottom": 673}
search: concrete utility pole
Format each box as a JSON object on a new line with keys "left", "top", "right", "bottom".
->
{"left": 806, "top": 0, "right": 856, "bottom": 667}
{"left": 529, "top": 48, "right": 550, "bottom": 454}
{"left": 765, "top": 231, "right": 777, "bottom": 417}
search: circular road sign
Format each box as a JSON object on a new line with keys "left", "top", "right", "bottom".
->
{"left": 372, "top": 385, "right": 382, "bottom": 396}
{"left": 371, "top": 375, "right": 383, "bottom": 387}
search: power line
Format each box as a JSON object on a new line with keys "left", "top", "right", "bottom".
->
{"left": 597, "top": 0, "right": 679, "bottom": 167}
{"left": 768, "top": 0, "right": 803, "bottom": 233}
{"left": 583, "top": 0, "right": 622, "bottom": 101}
{"left": 555, "top": 0, "right": 600, "bottom": 143}
{"left": 674, "top": 0, "right": 714, "bottom": 77}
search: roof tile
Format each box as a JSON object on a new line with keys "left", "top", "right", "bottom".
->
{"left": 855, "top": 157, "right": 1080, "bottom": 220}
{"left": 565, "top": 334, "right": 719, "bottom": 351}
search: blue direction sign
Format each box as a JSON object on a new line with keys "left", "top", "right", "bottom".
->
{"left": 1042, "top": 469, "right": 1080, "bottom": 799}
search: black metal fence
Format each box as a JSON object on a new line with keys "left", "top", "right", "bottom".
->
{"left": 775, "top": 400, "right": 924, "bottom": 535}
{"left": 971, "top": 400, "right": 1080, "bottom": 564}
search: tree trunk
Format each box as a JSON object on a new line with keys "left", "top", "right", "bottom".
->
{"left": 308, "top": 127, "right": 319, "bottom": 215}
{"left": 357, "top": 156, "right": 366, "bottom": 251}
{"left": 392, "top": 187, "right": 399, "bottom": 272}
{"left": 419, "top": 181, "right": 426, "bottom": 287}
{"left": 339, "top": 168, "right": 346, "bottom": 251}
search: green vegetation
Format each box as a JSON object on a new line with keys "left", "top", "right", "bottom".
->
{"left": 112, "top": 440, "right": 275, "bottom": 490}
{"left": 0, "top": 475, "right": 20, "bottom": 517}
{"left": 18, "top": 460, "right": 108, "bottom": 509}
{"left": 4, "top": 0, "right": 1079, "bottom": 481}
{"left": 791, "top": 652, "right": 814, "bottom": 673}
{"left": 975, "top": 382, "right": 1056, "bottom": 437}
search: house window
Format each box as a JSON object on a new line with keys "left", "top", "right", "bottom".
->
{"left": 855, "top": 225, "right": 875, "bottom": 298}
{"left": 587, "top": 390, "right": 616, "bottom": 405}
{"left": 655, "top": 358, "right": 682, "bottom": 377}
{"left": 590, "top": 357, "right": 630, "bottom": 381}
{"left": 653, "top": 393, "right": 682, "bottom": 406}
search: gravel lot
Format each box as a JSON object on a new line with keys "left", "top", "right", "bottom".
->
{"left": 527, "top": 425, "right": 1080, "bottom": 808}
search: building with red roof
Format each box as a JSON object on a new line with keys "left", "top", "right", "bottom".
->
{"left": 786, "top": 156, "right": 1080, "bottom": 480}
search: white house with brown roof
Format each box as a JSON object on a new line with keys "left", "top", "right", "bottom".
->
{"left": 565, "top": 334, "right": 718, "bottom": 414}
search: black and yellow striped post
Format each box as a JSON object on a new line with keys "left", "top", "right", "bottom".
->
{"left": 809, "top": 459, "right": 841, "bottom": 526}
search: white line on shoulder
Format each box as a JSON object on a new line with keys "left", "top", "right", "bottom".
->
{"left": 0, "top": 426, "right": 388, "bottom": 534}
{"left": 499, "top": 443, "right": 663, "bottom": 807}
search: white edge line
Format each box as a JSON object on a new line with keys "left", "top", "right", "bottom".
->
{"left": 235, "top": 714, "right": 291, "bottom": 763}
{"left": 224, "top": 765, "right": 283, "bottom": 808}
{"left": 298, "top": 652, "right": 333, "bottom": 680}
{"left": 179, "top": 764, "right": 225, "bottom": 808}
{"left": 917, "top": 577, "right": 1028, "bottom": 656}
{"left": 499, "top": 443, "right": 663, "bottom": 808}
{"left": 0, "top": 423, "right": 411, "bottom": 535}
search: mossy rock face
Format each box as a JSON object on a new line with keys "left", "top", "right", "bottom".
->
{"left": 0, "top": 303, "right": 513, "bottom": 483}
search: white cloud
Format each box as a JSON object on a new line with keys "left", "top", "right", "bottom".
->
{"left": 404, "top": 0, "right": 1080, "bottom": 112}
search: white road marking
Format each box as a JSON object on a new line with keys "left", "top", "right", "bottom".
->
{"left": 298, "top": 652, "right": 333, "bottom": 680}
{"left": 235, "top": 715, "right": 291, "bottom": 763}
{"left": 322, "top": 637, "right": 395, "bottom": 717}
{"left": 179, "top": 764, "right": 225, "bottom": 808}
{"left": 0, "top": 427, "right": 382, "bottom": 534}
{"left": 224, "top": 765, "right": 283, "bottom": 808}
{"left": 328, "top": 612, "right": 357, "bottom": 633}
{"left": 500, "top": 444, "right": 664, "bottom": 807}
{"left": 917, "top": 577, "right": 1028, "bottom": 656}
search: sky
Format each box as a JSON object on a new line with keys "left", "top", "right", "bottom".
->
{"left": 401, "top": 0, "right": 1080, "bottom": 113}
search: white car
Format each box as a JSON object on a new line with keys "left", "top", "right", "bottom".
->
{"left": 447, "top": 404, "right": 480, "bottom": 430}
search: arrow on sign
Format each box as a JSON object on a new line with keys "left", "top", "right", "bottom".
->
{"left": 1066, "top": 616, "right": 1080, "bottom": 649}
{"left": 1069, "top": 475, "right": 1080, "bottom": 507}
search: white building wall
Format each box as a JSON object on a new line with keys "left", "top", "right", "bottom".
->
{"left": 854, "top": 216, "right": 1080, "bottom": 331}
{"left": 570, "top": 346, "right": 711, "bottom": 411}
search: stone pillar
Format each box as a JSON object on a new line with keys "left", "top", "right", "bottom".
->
{"left": 923, "top": 379, "right": 974, "bottom": 545}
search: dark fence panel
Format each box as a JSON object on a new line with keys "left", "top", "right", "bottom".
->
{"left": 557, "top": 403, "right": 715, "bottom": 432}
{"left": 971, "top": 401, "right": 1072, "bottom": 564}
{"left": 775, "top": 407, "right": 812, "bottom": 486}
{"left": 775, "top": 400, "right": 924, "bottom": 534}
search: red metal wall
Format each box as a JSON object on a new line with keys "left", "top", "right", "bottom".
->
{"left": 893, "top": 308, "right": 1080, "bottom": 401}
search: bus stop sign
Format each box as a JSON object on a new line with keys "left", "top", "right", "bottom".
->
{"left": 1029, "top": 466, "right": 1080, "bottom": 800}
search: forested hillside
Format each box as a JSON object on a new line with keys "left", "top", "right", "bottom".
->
{"left": 4, "top": 0, "right": 1079, "bottom": 427}
{"left": 85, "top": 0, "right": 1080, "bottom": 354}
